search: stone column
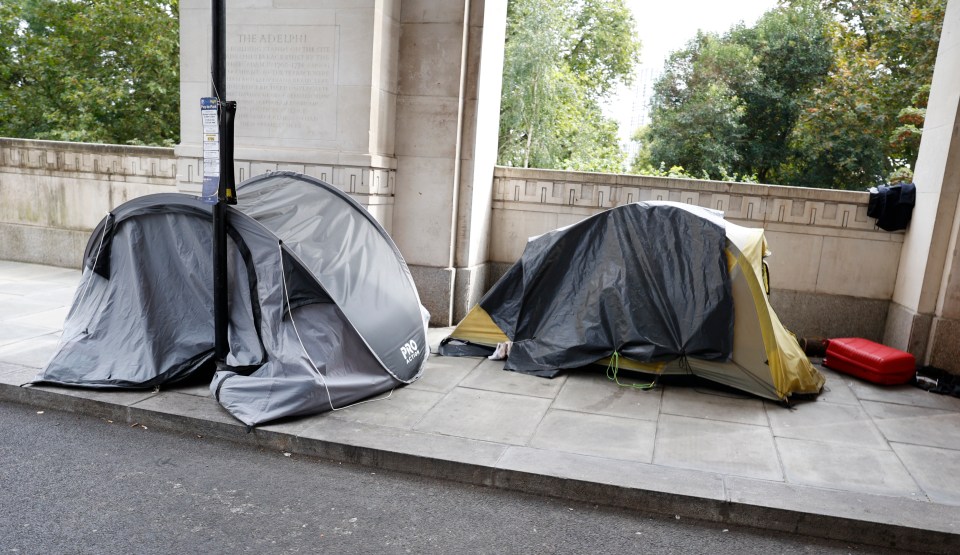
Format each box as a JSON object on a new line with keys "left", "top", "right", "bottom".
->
{"left": 392, "top": 0, "right": 507, "bottom": 325}
{"left": 176, "top": 0, "right": 507, "bottom": 325}
{"left": 176, "top": 0, "right": 402, "bottom": 228}
{"left": 884, "top": 0, "right": 960, "bottom": 372}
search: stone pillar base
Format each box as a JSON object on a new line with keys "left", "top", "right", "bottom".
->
{"left": 883, "top": 302, "right": 934, "bottom": 360}
{"left": 928, "top": 316, "right": 960, "bottom": 373}
{"left": 409, "top": 262, "right": 501, "bottom": 326}
{"left": 885, "top": 307, "right": 960, "bottom": 374}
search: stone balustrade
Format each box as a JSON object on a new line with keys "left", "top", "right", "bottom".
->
{"left": 493, "top": 166, "right": 877, "bottom": 231}
{"left": 490, "top": 166, "right": 905, "bottom": 341}
{"left": 1, "top": 138, "right": 177, "bottom": 183}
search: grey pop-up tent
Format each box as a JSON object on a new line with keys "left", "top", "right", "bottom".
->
{"left": 36, "top": 172, "right": 429, "bottom": 426}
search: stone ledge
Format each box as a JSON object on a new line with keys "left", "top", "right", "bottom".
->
{"left": 492, "top": 167, "right": 881, "bottom": 233}
{"left": 176, "top": 157, "right": 396, "bottom": 196}
{"left": 0, "top": 138, "right": 177, "bottom": 180}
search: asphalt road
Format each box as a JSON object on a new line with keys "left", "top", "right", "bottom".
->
{"left": 0, "top": 401, "right": 897, "bottom": 554}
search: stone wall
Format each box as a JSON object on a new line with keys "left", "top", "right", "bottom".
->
{"left": 0, "top": 138, "right": 909, "bottom": 341}
{"left": 0, "top": 138, "right": 178, "bottom": 268}
{"left": 489, "top": 167, "right": 905, "bottom": 341}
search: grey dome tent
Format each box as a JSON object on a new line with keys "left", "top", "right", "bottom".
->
{"left": 35, "top": 172, "right": 429, "bottom": 426}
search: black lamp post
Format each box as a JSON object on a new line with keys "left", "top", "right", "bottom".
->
{"left": 211, "top": 0, "right": 236, "bottom": 367}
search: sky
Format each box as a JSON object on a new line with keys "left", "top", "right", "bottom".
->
{"left": 607, "top": 0, "right": 780, "bottom": 144}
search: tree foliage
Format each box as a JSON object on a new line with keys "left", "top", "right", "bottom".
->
{"left": 787, "top": 0, "right": 944, "bottom": 188}
{"left": 0, "top": 0, "right": 179, "bottom": 146}
{"left": 639, "top": 1, "right": 832, "bottom": 183}
{"left": 498, "top": 0, "right": 641, "bottom": 172}
{"left": 638, "top": 0, "right": 945, "bottom": 189}
{"left": 640, "top": 32, "right": 755, "bottom": 178}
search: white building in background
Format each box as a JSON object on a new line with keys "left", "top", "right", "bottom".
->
{"left": 623, "top": 67, "right": 661, "bottom": 163}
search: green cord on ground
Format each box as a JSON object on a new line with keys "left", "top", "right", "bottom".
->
{"left": 605, "top": 351, "right": 658, "bottom": 390}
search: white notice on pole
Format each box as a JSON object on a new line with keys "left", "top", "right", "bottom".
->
{"left": 200, "top": 97, "right": 220, "bottom": 204}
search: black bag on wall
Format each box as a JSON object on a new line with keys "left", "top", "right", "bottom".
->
{"left": 868, "top": 183, "right": 916, "bottom": 232}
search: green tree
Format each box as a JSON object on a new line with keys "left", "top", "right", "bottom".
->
{"left": 498, "top": 0, "right": 641, "bottom": 172}
{"left": 783, "top": 24, "right": 890, "bottom": 188}
{"left": 567, "top": 0, "right": 639, "bottom": 97}
{"left": 639, "top": 0, "right": 942, "bottom": 189}
{"left": 729, "top": 2, "right": 833, "bottom": 182}
{"left": 638, "top": 32, "right": 754, "bottom": 178}
{"left": 787, "top": 0, "right": 945, "bottom": 188}
{"left": 639, "top": 2, "right": 831, "bottom": 183}
{"left": 0, "top": 0, "right": 179, "bottom": 146}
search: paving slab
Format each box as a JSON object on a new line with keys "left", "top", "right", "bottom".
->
{"left": 0, "top": 322, "right": 57, "bottom": 348}
{"left": 0, "top": 291, "right": 19, "bottom": 306}
{"left": 862, "top": 400, "right": 960, "bottom": 450}
{"left": 326, "top": 386, "right": 445, "bottom": 429}
{"left": 552, "top": 372, "right": 661, "bottom": 421}
{"left": 0, "top": 261, "right": 79, "bottom": 282}
{"left": 653, "top": 414, "right": 783, "bottom": 481}
{"left": 0, "top": 279, "right": 76, "bottom": 300}
{"left": 425, "top": 326, "right": 454, "bottom": 351}
{"left": 766, "top": 401, "right": 889, "bottom": 449}
{"left": 0, "top": 280, "right": 55, "bottom": 297}
{"left": 297, "top": 416, "right": 508, "bottom": 470}
{"left": 0, "top": 362, "right": 40, "bottom": 385}
{"left": 847, "top": 379, "right": 960, "bottom": 412}
{"left": 0, "top": 295, "right": 64, "bottom": 322}
{"left": 405, "top": 354, "right": 479, "bottom": 393}
{"left": 0, "top": 332, "right": 60, "bottom": 369}
{"left": 812, "top": 367, "right": 861, "bottom": 406}
{"left": 459, "top": 358, "right": 567, "bottom": 398}
{"left": 775, "top": 436, "right": 921, "bottom": 497}
{"left": 9, "top": 306, "right": 70, "bottom": 330}
{"left": 891, "top": 443, "right": 960, "bottom": 505}
{"left": 414, "top": 387, "right": 552, "bottom": 445}
{"left": 661, "top": 385, "right": 768, "bottom": 426}
{"left": 529, "top": 408, "right": 656, "bottom": 463}
{"left": 165, "top": 382, "right": 213, "bottom": 398}
{"left": 23, "top": 283, "right": 78, "bottom": 303}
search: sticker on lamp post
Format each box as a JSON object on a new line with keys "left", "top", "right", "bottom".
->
{"left": 200, "top": 97, "right": 220, "bottom": 204}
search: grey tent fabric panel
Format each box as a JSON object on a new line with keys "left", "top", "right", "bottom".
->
{"left": 236, "top": 172, "right": 427, "bottom": 381}
{"left": 39, "top": 211, "right": 221, "bottom": 387}
{"left": 212, "top": 302, "right": 399, "bottom": 426}
{"left": 225, "top": 240, "right": 267, "bottom": 368}
{"left": 481, "top": 203, "right": 734, "bottom": 376}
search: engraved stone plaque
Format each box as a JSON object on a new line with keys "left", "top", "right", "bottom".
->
{"left": 226, "top": 25, "right": 338, "bottom": 141}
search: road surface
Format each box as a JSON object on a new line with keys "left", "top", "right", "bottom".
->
{"left": 0, "top": 401, "right": 895, "bottom": 554}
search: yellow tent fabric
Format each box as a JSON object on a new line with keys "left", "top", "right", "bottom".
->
{"left": 444, "top": 202, "right": 823, "bottom": 401}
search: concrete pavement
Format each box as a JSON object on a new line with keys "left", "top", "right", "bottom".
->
{"left": 1, "top": 260, "right": 959, "bottom": 553}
